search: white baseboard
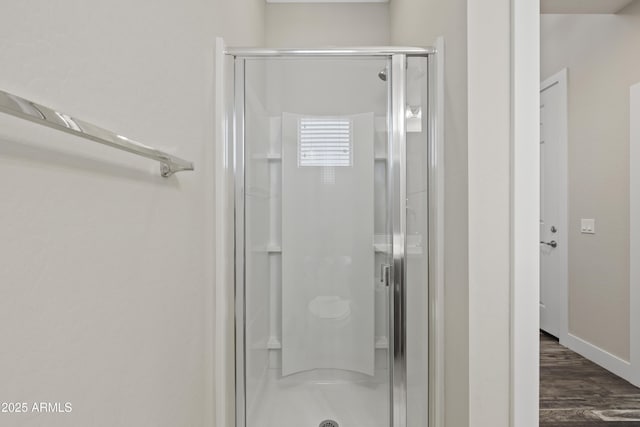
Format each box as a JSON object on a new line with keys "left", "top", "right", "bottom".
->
{"left": 562, "top": 333, "right": 638, "bottom": 386}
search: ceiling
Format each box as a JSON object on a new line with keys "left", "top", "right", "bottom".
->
{"left": 264, "top": 0, "right": 635, "bottom": 13}
{"left": 265, "top": 0, "right": 388, "bottom": 3}
{"left": 541, "top": 0, "right": 635, "bottom": 14}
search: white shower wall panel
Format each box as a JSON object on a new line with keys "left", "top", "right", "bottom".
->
{"left": 281, "top": 112, "right": 375, "bottom": 376}
{"left": 243, "top": 58, "right": 391, "bottom": 383}
{"left": 262, "top": 114, "right": 391, "bottom": 363}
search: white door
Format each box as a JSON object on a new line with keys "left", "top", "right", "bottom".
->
{"left": 540, "top": 70, "right": 568, "bottom": 338}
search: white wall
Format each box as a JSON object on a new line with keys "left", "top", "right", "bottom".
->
{"left": 0, "top": 2, "right": 543, "bottom": 426}
{"left": 468, "top": 0, "right": 511, "bottom": 425}
{"left": 541, "top": 1, "right": 640, "bottom": 362}
{"left": 389, "top": 2, "right": 469, "bottom": 426}
{"left": 511, "top": 0, "right": 541, "bottom": 425}
{"left": 0, "top": 1, "right": 263, "bottom": 426}
{"left": 630, "top": 83, "right": 640, "bottom": 386}
{"left": 266, "top": 3, "right": 390, "bottom": 47}
{"left": 391, "top": 1, "right": 540, "bottom": 427}
{"left": 468, "top": 0, "right": 540, "bottom": 426}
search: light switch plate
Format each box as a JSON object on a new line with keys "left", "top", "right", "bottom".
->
{"left": 581, "top": 218, "right": 595, "bottom": 234}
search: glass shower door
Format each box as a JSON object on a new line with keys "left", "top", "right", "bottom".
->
{"left": 232, "top": 50, "right": 433, "bottom": 427}
{"left": 236, "top": 56, "right": 393, "bottom": 427}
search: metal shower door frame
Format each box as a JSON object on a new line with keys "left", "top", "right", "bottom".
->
{"left": 389, "top": 53, "right": 408, "bottom": 427}
{"left": 227, "top": 47, "right": 434, "bottom": 427}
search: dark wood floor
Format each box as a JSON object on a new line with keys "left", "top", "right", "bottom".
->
{"left": 540, "top": 332, "right": 640, "bottom": 426}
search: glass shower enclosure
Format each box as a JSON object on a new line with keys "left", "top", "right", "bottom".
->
{"left": 224, "top": 47, "right": 439, "bottom": 427}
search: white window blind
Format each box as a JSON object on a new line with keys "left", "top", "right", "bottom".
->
{"left": 298, "top": 117, "right": 352, "bottom": 167}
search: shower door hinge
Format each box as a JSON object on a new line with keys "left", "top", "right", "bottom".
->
{"left": 380, "top": 264, "right": 391, "bottom": 287}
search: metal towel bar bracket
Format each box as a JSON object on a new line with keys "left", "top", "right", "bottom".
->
{"left": 0, "top": 89, "right": 194, "bottom": 177}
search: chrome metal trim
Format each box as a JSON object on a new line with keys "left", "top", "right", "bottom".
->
{"left": 233, "top": 58, "right": 247, "bottom": 427}
{"left": 225, "top": 46, "right": 434, "bottom": 58}
{"left": 229, "top": 50, "right": 421, "bottom": 427}
{"left": 0, "top": 89, "right": 194, "bottom": 177}
{"left": 427, "top": 39, "right": 446, "bottom": 427}
{"left": 390, "top": 54, "right": 407, "bottom": 427}
{"left": 385, "top": 55, "right": 394, "bottom": 427}
{"left": 427, "top": 53, "right": 435, "bottom": 427}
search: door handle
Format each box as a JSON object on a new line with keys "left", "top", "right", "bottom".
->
{"left": 380, "top": 264, "right": 391, "bottom": 286}
{"left": 540, "top": 240, "right": 557, "bottom": 248}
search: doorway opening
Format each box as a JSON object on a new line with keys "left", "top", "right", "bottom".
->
{"left": 539, "top": 3, "right": 640, "bottom": 424}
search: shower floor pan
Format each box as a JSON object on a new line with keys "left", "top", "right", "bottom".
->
{"left": 247, "top": 369, "right": 389, "bottom": 427}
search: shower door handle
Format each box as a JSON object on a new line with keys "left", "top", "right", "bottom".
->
{"left": 380, "top": 264, "right": 391, "bottom": 287}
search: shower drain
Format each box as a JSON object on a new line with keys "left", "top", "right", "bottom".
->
{"left": 319, "top": 420, "right": 339, "bottom": 427}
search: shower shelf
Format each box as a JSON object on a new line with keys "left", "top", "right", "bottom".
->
{"left": 373, "top": 243, "right": 423, "bottom": 255}
{"left": 252, "top": 153, "right": 282, "bottom": 160}
{"left": 267, "top": 336, "right": 281, "bottom": 349}
{"left": 251, "top": 153, "right": 387, "bottom": 161}
{"left": 258, "top": 244, "right": 422, "bottom": 255}
{"left": 375, "top": 336, "right": 388, "bottom": 349}
{"left": 265, "top": 336, "right": 389, "bottom": 350}
{"left": 250, "top": 245, "right": 282, "bottom": 253}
